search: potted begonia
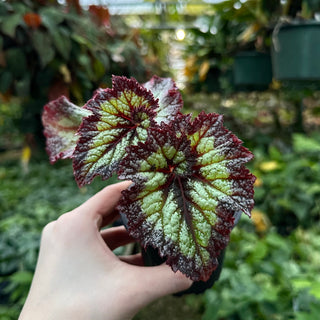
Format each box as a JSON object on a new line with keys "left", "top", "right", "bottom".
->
{"left": 42, "top": 75, "right": 255, "bottom": 293}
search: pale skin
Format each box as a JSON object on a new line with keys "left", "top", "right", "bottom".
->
{"left": 19, "top": 181, "right": 192, "bottom": 320}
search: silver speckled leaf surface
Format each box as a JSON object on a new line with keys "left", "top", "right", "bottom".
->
{"left": 143, "top": 75, "right": 183, "bottom": 124}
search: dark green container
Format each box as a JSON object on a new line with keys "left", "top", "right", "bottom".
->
{"left": 233, "top": 51, "right": 273, "bottom": 89}
{"left": 272, "top": 21, "right": 320, "bottom": 81}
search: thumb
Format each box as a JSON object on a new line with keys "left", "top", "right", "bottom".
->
{"left": 139, "top": 264, "right": 193, "bottom": 299}
{"left": 119, "top": 264, "right": 193, "bottom": 318}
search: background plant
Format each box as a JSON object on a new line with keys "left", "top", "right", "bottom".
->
{"left": 183, "top": 0, "right": 320, "bottom": 93}
{"left": 195, "top": 222, "right": 320, "bottom": 320}
{"left": 0, "top": 0, "right": 155, "bottom": 147}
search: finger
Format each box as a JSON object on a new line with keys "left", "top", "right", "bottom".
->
{"left": 75, "top": 181, "right": 132, "bottom": 226}
{"left": 100, "top": 208, "right": 121, "bottom": 228}
{"left": 119, "top": 253, "right": 145, "bottom": 266}
{"left": 100, "top": 226, "right": 136, "bottom": 250}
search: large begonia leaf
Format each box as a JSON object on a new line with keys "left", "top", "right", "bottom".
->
{"left": 73, "top": 76, "right": 159, "bottom": 187}
{"left": 42, "top": 96, "right": 92, "bottom": 164}
{"left": 118, "top": 113, "right": 255, "bottom": 281}
{"left": 143, "top": 75, "right": 183, "bottom": 124}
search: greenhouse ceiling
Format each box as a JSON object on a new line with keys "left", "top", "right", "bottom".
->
{"left": 77, "top": 0, "right": 232, "bottom": 15}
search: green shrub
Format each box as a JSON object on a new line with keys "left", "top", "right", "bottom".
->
{"left": 187, "top": 223, "right": 320, "bottom": 320}
{"left": 254, "top": 132, "right": 320, "bottom": 233}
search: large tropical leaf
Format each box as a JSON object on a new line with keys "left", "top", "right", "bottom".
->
{"left": 118, "top": 114, "right": 255, "bottom": 281}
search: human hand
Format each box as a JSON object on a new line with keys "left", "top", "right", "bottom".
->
{"left": 19, "top": 181, "right": 192, "bottom": 320}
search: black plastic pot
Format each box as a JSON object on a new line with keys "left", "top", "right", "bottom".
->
{"left": 141, "top": 245, "right": 226, "bottom": 296}
{"left": 119, "top": 213, "right": 225, "bottom": 295}
{"left": 272, "top": 21, "right": 320, "bottom": 81}
{"left": 119, "top": 210, "right": 242, "bottom": 296}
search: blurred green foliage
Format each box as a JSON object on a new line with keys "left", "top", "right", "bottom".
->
{"left": 194, "top": 223, "right": 320, "bottom": 320}
{"left": 0, "top": 98, "right": 22, "bottom": 150}
{"left": 254, "top": 133, "right": 320, "bottom": 234}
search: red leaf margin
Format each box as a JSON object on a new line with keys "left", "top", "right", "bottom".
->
{"left": 187, "top": 111, "right": 255, "bottom": 217}
{"left": 42, "top": 96, "right": 91, "bottom": 164}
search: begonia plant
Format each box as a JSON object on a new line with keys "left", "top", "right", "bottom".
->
{"left": 42, "top": 75, "right": 255, "bottom": 282}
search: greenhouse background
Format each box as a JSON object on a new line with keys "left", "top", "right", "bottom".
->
{"left": 1, "top": 0, "right": 320, "bottom": 319}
